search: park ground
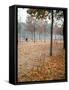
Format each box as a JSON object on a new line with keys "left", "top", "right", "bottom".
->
{"left": 17, "top": 40, "right": 65, "bottom": 82}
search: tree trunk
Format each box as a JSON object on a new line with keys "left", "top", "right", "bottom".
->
{"left": 50, "top": 10, "right": 53, "bottom": 56}
{"left": 34, "top": 23, "right": 35, "bottom": 43}
{"left": 44, "top": 26, "right": 46, "bottom": 42}
{"left": 62, "top": 10, "right": 67, "bottom": 50}
{"left": 39, "top": 32, "right": 40, "bottom": 41}
{"left": 63, "top": 13, "right": 65, "bottom": 49}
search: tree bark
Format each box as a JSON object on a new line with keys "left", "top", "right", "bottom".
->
{"left": 50, "top": 10, "right": 53, "bottom": 56}
{"left": 39, "top": 32, "right": 40, "bottom": 41}
{"left": 63, "top": 11, "right": 65, "bottom": 49}
{"left": 44, "top": 25, "right": 46, "bottom": 42}
{"left": 34, "top": 23, "right": 35, "bottom": 43}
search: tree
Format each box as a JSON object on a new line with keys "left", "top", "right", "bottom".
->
{"left": 27, "top": 9, "right": 53, "bottom": 56}
{"left": 50, "top": 10, "right": 53, "bottom": 56}
{"left": 53, "top": 10, "right": 64, "bottom": 48}
{"left": 26, "top": 16, "right": 34, "bottom": 41}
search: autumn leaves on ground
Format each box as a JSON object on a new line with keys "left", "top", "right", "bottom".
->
{"left": 18, "top": 41, "right": 65, "bottom": 82}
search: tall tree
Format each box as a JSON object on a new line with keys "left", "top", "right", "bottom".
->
{"left": 26, "top": 16, "right": 34, "bottom": 41}
{"left": 50, "top": 10, "right": 53, "bottom": 56}
{"left": 27, "top": 9, "right": 53, "bottom": 56}
{"left": 53, "top": 10, "right": 64, "bottom": 48}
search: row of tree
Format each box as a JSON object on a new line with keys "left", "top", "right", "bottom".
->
{"left": 26, "top": 9, "right": 64, "bottom": 56}
{"left": 18, "top": 8, "right": 65, "bottom": 56}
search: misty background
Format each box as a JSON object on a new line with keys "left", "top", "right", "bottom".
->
{"left": 17, "top": 8, "right": 64, "bottom": 42}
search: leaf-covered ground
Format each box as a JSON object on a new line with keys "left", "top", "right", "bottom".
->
{"left": 17, "top": 41, "right": 65, "bottom": 82}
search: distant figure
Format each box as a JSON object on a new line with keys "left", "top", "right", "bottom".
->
{"left": 25, "top": 38, "right": 28, "bottom": 42}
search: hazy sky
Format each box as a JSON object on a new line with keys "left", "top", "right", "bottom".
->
{"left": 18, "top": 8, "right": 64, "bottom": 27}
{"left": 18, "top": 8, "right": 28, "bottom": 23}
{"left": 18, "top": 8, "right": 52, "bottom": 24}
